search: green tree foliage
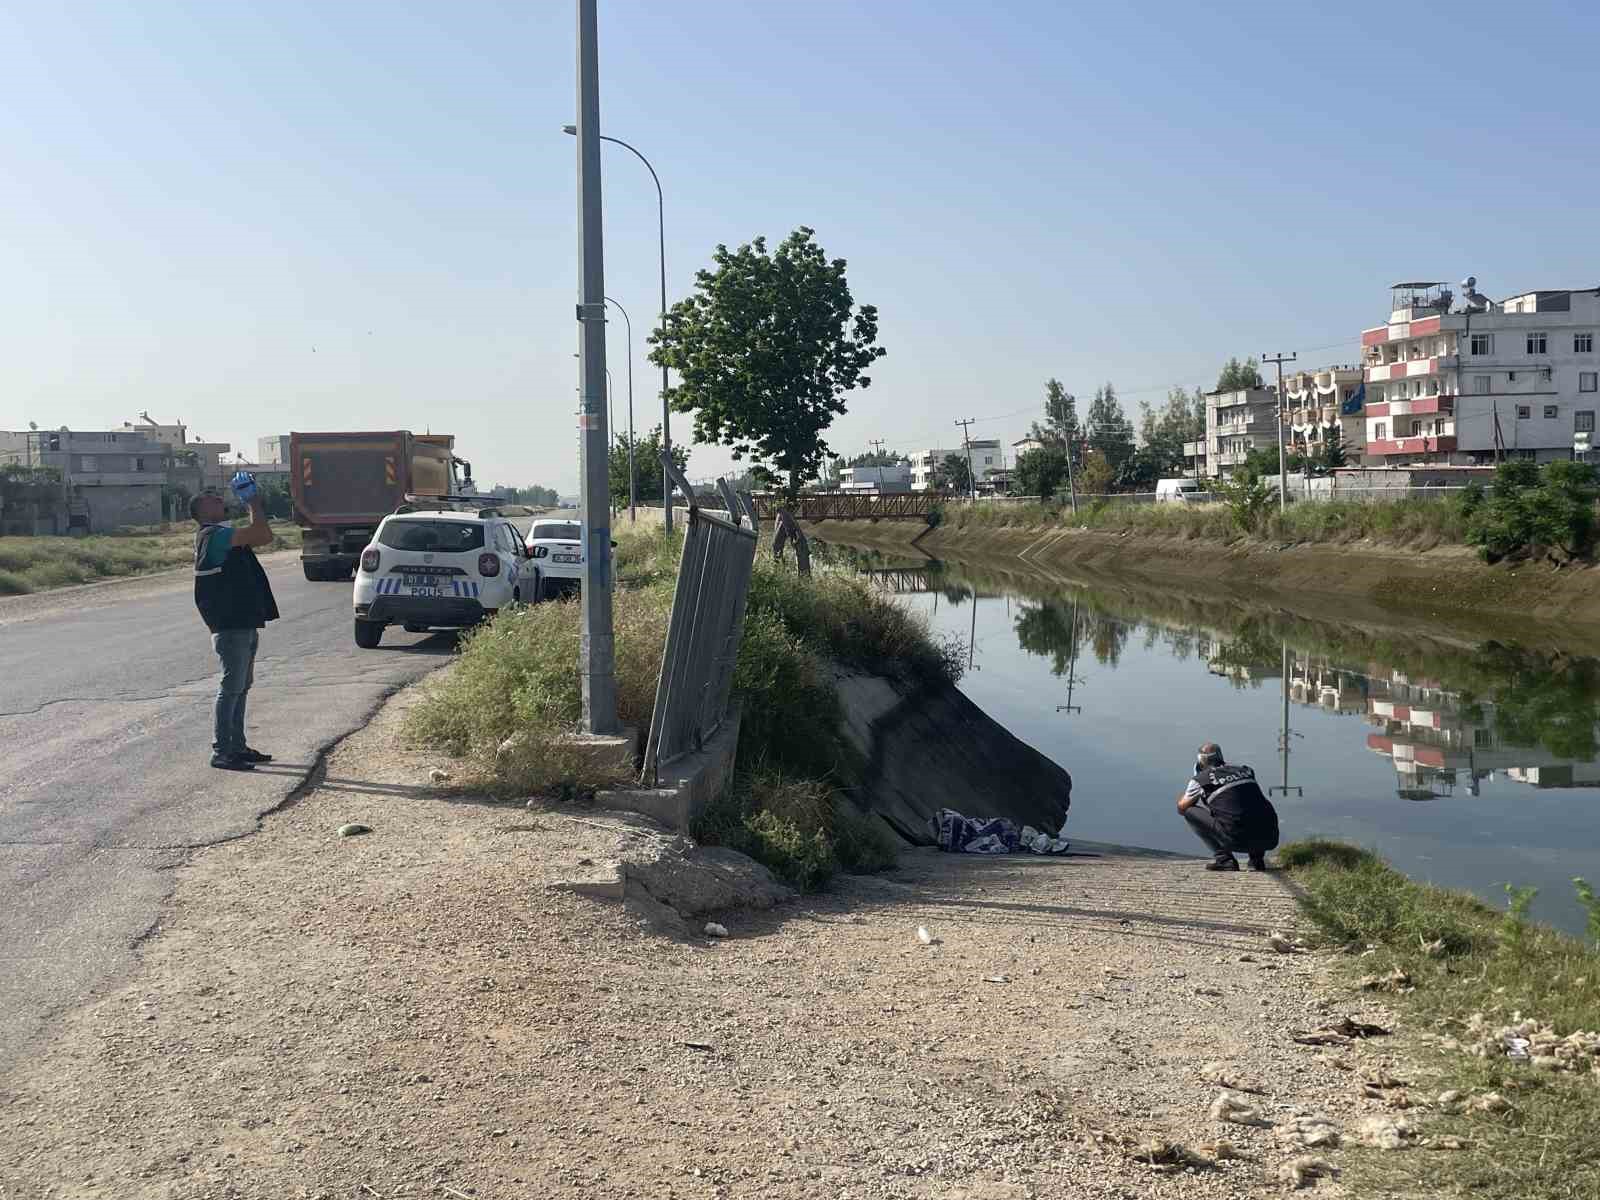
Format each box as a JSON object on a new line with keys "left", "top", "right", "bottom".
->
{"left": 1014, "top": 446, "right": 1069, "bottom": 498}
{"left": 1216, "top": 356, "right": 1265, "bottom": 391}
{"left": 1238, "top": 444, "right": 1306, "bottom": 484}
{"left": 1029, "top": 378, "right": 1078, "bottom": 447}
{"left": 938, "top": 452, "right": 973, "bottom": 494}
{"left": 1086, "top": 382, "right": 1132, "bottom": 470}
{"left": 1077, "top": 454, "right": 1114, "bottom": 495}
{"left": 648, "top": 227, "right": 886, "bottom": 501}
{"left": 1321, "top": 424, "right": 1348, "bottom": 470}
{"left": 1213, "top": 472, "right": 1278, "bottom": 532}
{"left": 1462, "top": 459, "right": 1600, "bottom": 563}
{"left": 257, "top": 476, "right": 293, "bottom": 520}
{"left": 608, "top": 426, "right": 690, "bottom": 508}
{"left": 844, "top": 450, "right": 907, "bottom": 467}
{"left": 1134, "top": 386, "right": 1203, "bottom": 484}
{"left": 491, "top": 483, "right": 562, "bottom": 507}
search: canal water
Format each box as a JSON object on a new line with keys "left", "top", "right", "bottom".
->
{"left": 823, "top": 542, "right": 1600, "bottom": 936}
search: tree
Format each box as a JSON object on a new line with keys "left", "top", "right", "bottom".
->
{"left": 938, "top": 452, "right": 972, "bottom": 494}
{"left": 1321, "top": 424, "right": 1348, "bottom": 470}
{"left": 608, "top": 425, "right": 690, "bottom": 508}
{"left": 1014, "top": 446, "right": 1069, "bottom": 499}
{"left": 845, "top": 450, "right": 907, "bottom": 467}
{"left": 1239, "top": 445, "right": 1304, "bottom": 483}
{"left": 1086, "top": 382, "right": 1133, "bottom": 471}
{"left": 1216, "top": 356, "right": 1264, "bottom": 391}
{"left": 648, "top": 226, "right": 886, "bottom": 501}
{"left": 1029, "top": 378, "right": 1078, "bottom": 447}
{"left": 491, "top": 483, "right": 561, "bottom": 507}
{"left": 1077, "top": 454, "right": 1114, "bottom": 495}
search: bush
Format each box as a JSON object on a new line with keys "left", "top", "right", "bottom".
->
{"left": 1465, "top": 459, "right": 1599, "bottom": 562}
{"left": 1212, "top": 473, "right": 1277, "bottom": 533}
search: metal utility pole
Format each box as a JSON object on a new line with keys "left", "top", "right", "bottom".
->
{"left": 563, "top": 123, "right": 672, "bottom": 532}
{"left": 869, "top": 438, "right": 886, "bottom": 489}
{"left": 954, "top": 418, "right": 978, "bottom": 501}
{"left": 605, "top": 295, "right": 635, "bottom": 521}
{"left": 1063, "top": 433, "right": 1078, "bottom": 514}
{"left": 1262, "top": 352, "right": 1297, "bottom": 513}
{"left": 574, "top": 0, "right": 617, "bottom": 733}
{"left": 1055, "top": 595, "right": 1084, "bottom": 715}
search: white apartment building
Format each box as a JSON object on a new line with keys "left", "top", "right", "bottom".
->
{"left": 1203, "top": 388, "right": 1280, "bottom": 478}
{"left": 839, "top": 462, "right": 912, "bottom": 492}
{"left": 1361, "top": 279, "right": 1600, "bottom": 465}
{"left": 1284, "top": 366, "right": 1366, "bottom": 464}
{"left": 908, "top": 439, "right": 1003, "bottom": 491}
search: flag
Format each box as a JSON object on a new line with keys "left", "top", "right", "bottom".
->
{"left": 1340, "top": 383, "right": 1365, "bottom": 415}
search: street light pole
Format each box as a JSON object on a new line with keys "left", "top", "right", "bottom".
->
{"left": 1263, "top": 352, "right": 1297, "bottom": 514}
{"left": 574, "top": 0, "right": 617, "bottom": 733}
{"left": 605, "top": 295, "right": 636, "bottom": 521}
{"left": 564, "top": 124, "right": 672, "bottom": 532}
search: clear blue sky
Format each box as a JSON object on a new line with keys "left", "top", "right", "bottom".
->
{"left": 5, "top": 1, "right": 1598, "bottom": 491}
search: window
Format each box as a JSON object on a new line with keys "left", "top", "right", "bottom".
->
{"left": 1576, "top": 411, "right": 1595, "bottom": 433}
{"left": 1470, "top": 333, "right": 1492, "bottom": 355}
{"left": 1374, "top": 423, "right": 1387, "bottom": 440}
{"left": 377, "top": 519, "right": 485, "bottom": 552}
{"left": 1581, "top": 372, "right": 1598, "bottom": 393}
{"left": 79, "top": 454, "right": 97, "bottom": 471}
{"left": 1473, "top": 375, "right": 1491, "bottom": 394}
{"left": 1544, "top": 405, "right": 1559, "bottom": 419}
{"left": 133, "top": 457, "right": 145, "bottom": 472}
{"left": 1410, "top": 420, "right": 1423, "bottom": 437}
{"left": 1527, "top": 331, "right": 1548, "bottom": 355}
{"left": 1577, "top": 332, "right": 1594, "bottom": 354}
{"left": 1517, "top": 405, "right": 1532, "bottom": 420}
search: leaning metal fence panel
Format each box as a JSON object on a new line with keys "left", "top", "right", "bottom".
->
{"left": 642, "top": 466, "right": 759, "bottom": 785}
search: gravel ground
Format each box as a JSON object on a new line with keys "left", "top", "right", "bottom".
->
{"left": 0, "top": 686, "right": 1405, "bottom": 1199}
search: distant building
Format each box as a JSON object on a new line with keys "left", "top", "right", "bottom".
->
{"left": 0, "top": 428, "right": 172, "bottom": 531}
{"left": 257, "top": 435, "right": 293, "bottom": 465}
{"left": 1284, "top": 365, "right": 1366, "bottom": 465}
{"left": 1012, "top": 435, "right": 1045, "bottom": 458}
{"left": 119, "top": 418, "right": 231, "bottom": 486}
{"left": 1360, "top": 279, "right": 1600, "bottom": 465}
{"left": 910, "top": 440, "right": 1003, "bottom": 491}
{"left": 1203, "top": 388, "right": 1280, "bottom": 478}
{"left": 840, "top": 462, "right": 912, "bottom": 493}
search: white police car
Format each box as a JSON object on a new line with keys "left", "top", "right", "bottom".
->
{"left": 352, "top": 506, "right": 529, "bottom": 648}
{"left": 524, "top": 517, "right": 586, "bottom": 601}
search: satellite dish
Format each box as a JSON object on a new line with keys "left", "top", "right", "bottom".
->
{"left": 28, "top": 421, "right": 38, "bottom": 430}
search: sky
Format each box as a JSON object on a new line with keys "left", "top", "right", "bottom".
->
{"left": 4, "top": 0, "right": 1599, "bottom": 493}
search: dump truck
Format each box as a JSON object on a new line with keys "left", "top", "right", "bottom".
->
{"left": 289, "top": 431, "right": 470, "bottom": 581}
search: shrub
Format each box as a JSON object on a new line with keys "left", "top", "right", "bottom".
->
{"left": 1212, "top": 473, "right": 1277, "bottom": 533}
{"left": 1465, "top": 459, "right": 1599, "bottom": 562}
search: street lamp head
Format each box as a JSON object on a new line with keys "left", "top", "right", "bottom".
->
{"left": 562, "top": 125, "right": 577, "bottom": 135}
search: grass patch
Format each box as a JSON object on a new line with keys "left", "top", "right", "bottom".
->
{"left": 406, "top": 525, "right": 950, "bottom": 887}
{"left": 0, "top": 522, "right": 300, "bottom": 595}
{"left": 1283, "top": 839, "right": 1600, "bottom": 1198}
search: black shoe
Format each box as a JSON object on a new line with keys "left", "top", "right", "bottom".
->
{"left": 210, "top": 752, "right": 256, "bottom": 771}
{"left": 1248, "top": 854, "right": 1268, "bottom": 871}
{"left": 240, "top": 747, "right": 273, "bottom": 764}
{"left": 1205, "top": 858, "right": 1239, "bottom": 872}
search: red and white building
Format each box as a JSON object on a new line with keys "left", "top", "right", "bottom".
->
{"left": 1284, "top": 365, "right": 1366, "bottom": 464}
{"left": 1361, "top": 279, "right": 1600, "bottom": 464}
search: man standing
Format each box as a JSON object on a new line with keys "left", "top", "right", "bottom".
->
{"left": 1176, "top": 742, "right": 1279, "bottom": 871}
{"left": 192, "top": 473, "right": 280, "bottom": 770}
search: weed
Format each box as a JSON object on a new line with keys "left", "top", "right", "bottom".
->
{"left": 1497, "top": 883, "right": 1539, "bottom": 954}
{"left": 1574, "top": 877, "right": 1600, "bottom": 950}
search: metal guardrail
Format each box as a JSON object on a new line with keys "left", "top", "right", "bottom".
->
{"left": 642, "top": 457, "right": 759, "bottom": 785}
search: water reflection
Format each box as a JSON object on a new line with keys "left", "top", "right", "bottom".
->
{"left": 822, "top": 541, "right": 1600, "bottom": 934}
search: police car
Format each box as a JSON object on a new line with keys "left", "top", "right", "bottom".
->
{"left": 352, "top": 503, "right": 530, "bottom": 648}
{"left": 523, "top": 517, "right": 586, "bottom": 601}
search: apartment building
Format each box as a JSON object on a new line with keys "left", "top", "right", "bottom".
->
{"left": 1361, "top": 279, "right": 1600, "bottom": 464}
{"left": 908, "top": 440, "right": 1003, "bottom": 491}
{"left": 258, "top": 434, "right": 293, "bottom": 465}
{"left": 839, "top": 462, "right": 912, "bottom": 493}
{"left": 0, "top": 428, "right": 173, "bottom": 530}
{"left": 1203, "top": 387, "right": 1280, "bottom": 478}
{"left": 1284, "top": 365, "right": 1366, "bottom": 464}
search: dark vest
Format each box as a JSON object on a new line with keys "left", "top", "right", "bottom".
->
{"left": 194, "top": 525, "right": 281, "bottom": 633}
{"left": 1192, "top": 763, "right": 1277, "bottom": 842}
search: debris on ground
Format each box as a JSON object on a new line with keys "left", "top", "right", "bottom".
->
{"left": 336, "top": 823, "right": 371, "bottom": 838}
{"left": 915, "top": 925, "right": 938, "bottom": 946}
{"left": 428, "top": 767, "right": 450, "bottom": 784}
{"left": 1358, "top": 965, "right": 1413, "bottom": 994}
{"left": 703, "top": 922, "right": 729, "bottom": 938}
{"left": 1208, "top": 1091, "right": 1270, "bottom": 1126}
{"left": 1470, "top": 1091, "right": 1512, "bottom": 1114}
{"left": 1459, "top": 1012, "right": 1600, "bottom": 1073}
{"left": 1292, "top": 1016, "right": 1391, "bottom": 1046}
{"left": 1278, "top": 1114, "right": 1341, "bottom": 1149}
{"left": 1278, "top": 1155, "right": 1338, "bottom": 1189}
{"left": 1353, "top": 1114, "right": 1413, "bottom": 1150}
{"left": 1198, "top": 1061, "right": 1264, "bottom": 1094}
{"left": 1267, "top": 932, "right": 1304, "bottom": 955}
{"left": 1130, "top": 1138, "right": 1216, "bottom": 1171}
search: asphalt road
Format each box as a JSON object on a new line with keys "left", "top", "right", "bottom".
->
{"left": 0, "top": 553, "right": 457, "bottom": 1075}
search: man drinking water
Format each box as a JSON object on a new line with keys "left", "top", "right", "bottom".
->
{"left": 1176, "top": 742, "right": 1279, "bottom": 871}
{"left": 192, "top": 471, "right": 280, "bottom": 770}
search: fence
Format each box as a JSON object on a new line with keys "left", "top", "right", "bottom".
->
{"left": 979, "top": 483, "right": 1476, "bottom": 507}
{"left": 642, "top": 462, "right": 759, "bottom": 785}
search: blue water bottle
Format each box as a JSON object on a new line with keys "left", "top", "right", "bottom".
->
{"left": 230, "top": 470, "right": 259, "bottom": 503}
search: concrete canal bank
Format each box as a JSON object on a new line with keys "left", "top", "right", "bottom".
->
{"left": 803, "top": 517, "right": 1600, "bottom": 639}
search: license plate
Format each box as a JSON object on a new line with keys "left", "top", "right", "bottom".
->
{"left": 553, "top": 553, "right": 580, "bottom": 563}
{"left": 408, "top": 585, "right": 441, "bottom": 597}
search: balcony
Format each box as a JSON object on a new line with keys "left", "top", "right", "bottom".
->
{"left": 1367, "top": 435, "right": 1458, "bottom": 457}
{"left": 1366, "top": 356, "right": 1443, "bottom": 383}
{"left": 1367, "top": 396, "right": 1452, "bottom": 419}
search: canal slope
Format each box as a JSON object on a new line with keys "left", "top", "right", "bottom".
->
{"left": 803, "top": 518, "right": 1600, "bottom": 641}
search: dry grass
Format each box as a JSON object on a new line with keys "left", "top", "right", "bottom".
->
{"left": 0, "top": 523, "right": 301, "bottom": 595}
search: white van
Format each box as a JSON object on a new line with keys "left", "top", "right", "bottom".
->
{"left": 1155, "top": 478, "right": 1204, "bottom": 504}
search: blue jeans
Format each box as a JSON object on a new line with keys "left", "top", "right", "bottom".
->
{"left": 212, "top": 628, "right": 260, "bottom": 756}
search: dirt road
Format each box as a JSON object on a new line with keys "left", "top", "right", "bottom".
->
{"left": 0, "top": 687, "right": 1397, "bottom": 1199}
